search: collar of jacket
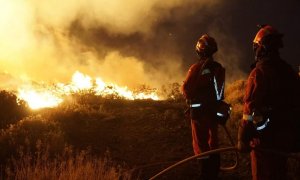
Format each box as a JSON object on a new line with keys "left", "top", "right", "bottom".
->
{"left": 255, "top": 52, "right": 281, "bottom": 67}
{"left": 198, "top": 56, "right": 213, "bottom": 62}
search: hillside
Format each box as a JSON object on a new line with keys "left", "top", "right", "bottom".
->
{"left": 0, "top": 80, "right": 299, "bottom": 179}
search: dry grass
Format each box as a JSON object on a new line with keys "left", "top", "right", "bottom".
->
{"left": 5, "top": 144, "right": 131, "bottom": 180}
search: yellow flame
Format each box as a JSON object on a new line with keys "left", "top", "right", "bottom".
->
{"left": 18, "top": 89, "right": 63, "bottom": 110}
{"left": 18, "top": 71, "right": 160, "bottom": 109}
{"left": 71, "top": 71, "right": 93, "bottom": 90}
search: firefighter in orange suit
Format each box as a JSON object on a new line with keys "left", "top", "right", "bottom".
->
{"left": 182, "top": 34, "right": 225, "bottom": 180}
{"left": 238, "top": 25, "right": 300, "bottom": 180}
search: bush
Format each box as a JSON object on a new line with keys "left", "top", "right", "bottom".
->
{"left": 0, "top": 90, "right": 29, "bottom": 129}
{"left": 224, "top": 80, "right": 247, "bottom": 135}
{"left": 0, "top": 115, "right": 65, "bottom": 164}
{"left": 160, "top": 83, "right": 185, "bottom": 102}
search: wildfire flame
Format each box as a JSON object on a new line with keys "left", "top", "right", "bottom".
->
{"left": 18, "top": 89, "right": 63, "bottom": 110}
{"left": 18, "top": 71, "right": 159, "bottom": 109}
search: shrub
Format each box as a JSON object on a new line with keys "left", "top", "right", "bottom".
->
{"left": 0, "top": 115, "right": 65, "bottom": 164}
{"left": 160, "top": 83, "right": 185, "bottom": 102}
{"left": 0, "top": 90, "right": 29, "bottom": 129}
{"left": 224, "top": 80, "right": 247, "bottom": 136}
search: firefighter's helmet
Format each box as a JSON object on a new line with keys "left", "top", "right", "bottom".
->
{"left": 195, "top": 34, "right": 218, "bottom": 59}
{"left": 253, "top": 25, "right": 283, "bottom": 52}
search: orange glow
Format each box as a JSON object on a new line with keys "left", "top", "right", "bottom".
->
{"left": 1, "top": 1, "right": 190, "bottom": 110}
{"left": 18, "top": 71, "right": 160, "bottom": 109}
{"left": 18, "top": 89, "right": 63, "bottom": 110}
{"left": 71, "top": 71, "right": 93, "bottom": 90}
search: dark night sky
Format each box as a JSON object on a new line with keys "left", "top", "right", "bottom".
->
{"left": 167, "top": 0, "right": 300, "bottom": 74}
{"left": 217, "top": 0, "right": 300, "bottom": 71}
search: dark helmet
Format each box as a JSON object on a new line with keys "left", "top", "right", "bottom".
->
{"left": 195, "top": 34, "right": 218, "bottom": 59}
{"left": 253, "top": 25, "right": 283, "bottom": 54}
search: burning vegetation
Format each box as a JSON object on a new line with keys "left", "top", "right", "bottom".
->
{"left": 17, "top": 71, "right": 160, "bottom": 109}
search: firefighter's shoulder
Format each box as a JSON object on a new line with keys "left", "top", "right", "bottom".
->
{"left": 188, "top": 62, "right": 201, "bottom": 73}
{"left": 248, "top": 67, "right": 264, "bottom": 80}
{"left": 207, "top": 60, "right": 224, "bottom": 74}
{"left": 213, "top": 60, "right": 225, "bottom": 69}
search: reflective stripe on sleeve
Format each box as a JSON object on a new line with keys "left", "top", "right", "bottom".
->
{"left": 256, "top": 118, "right": 270, "bottom": 131}
{"left": 242, "top": 114, "right": 253, "bottom": 121}
{"left": 190, "top": 104, "right": 202, "bottom": 108}
{"left": 217, "top": 112, "right": 225, "bottom": 117}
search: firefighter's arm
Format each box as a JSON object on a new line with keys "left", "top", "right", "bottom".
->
{"left": 182, "top": 64, "right": 198, "bottom": 99}
{"left": 243, "top": 68, "right": 266, "bottom": 117}
{"left": 238, "top": 69, "right": 265, "bottom": 152}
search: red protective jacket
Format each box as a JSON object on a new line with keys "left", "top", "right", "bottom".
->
{"left": 243, "top": 53, "right": 300, "bottom": 180}
{"left": 243, "top": 54, "right": 300, "bottom": 123}
{"left": 182, "top": 58, "right": 225, "bottom": 104}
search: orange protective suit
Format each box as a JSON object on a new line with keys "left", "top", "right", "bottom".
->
{"left": 243, "top": 53, "right": 300, "bottom": 180}
{"left": 182, "top": 57, "right": 225, "bottom": 179}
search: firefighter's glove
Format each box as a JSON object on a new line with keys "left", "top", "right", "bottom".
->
{"left": 237, "top": 120, "right": 257, "bottom": 153}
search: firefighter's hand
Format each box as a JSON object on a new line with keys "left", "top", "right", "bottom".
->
{"left": 237, "top": 120, "right": 257, "bottom": 153}
{"left": 250, "top": 138, "right": 260, "bottom": 148}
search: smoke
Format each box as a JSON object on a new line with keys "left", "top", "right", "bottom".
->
{"left": 3, "top": 0, "right": 298, "bottom": 92}
{"left": 0, "top": 0, "right": 223, "bottom": 90}
{"left": 207, "top": 21, "right": 247, "bottom": 82}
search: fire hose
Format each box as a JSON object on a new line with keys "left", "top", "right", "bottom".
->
{"left": 149, "top": 148, "right": 300, "bottom": 180}
{"left": 149, "top": 125, "right": 238, "bottom": 180}
{"left": 149, "top": 125, "right": 300, "bottom": 180}
{"left": 149, "top": 146, "right": 237, "bottom": 180}
{"left": 130, "top": 125, "right": 238, "bottom": 177}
